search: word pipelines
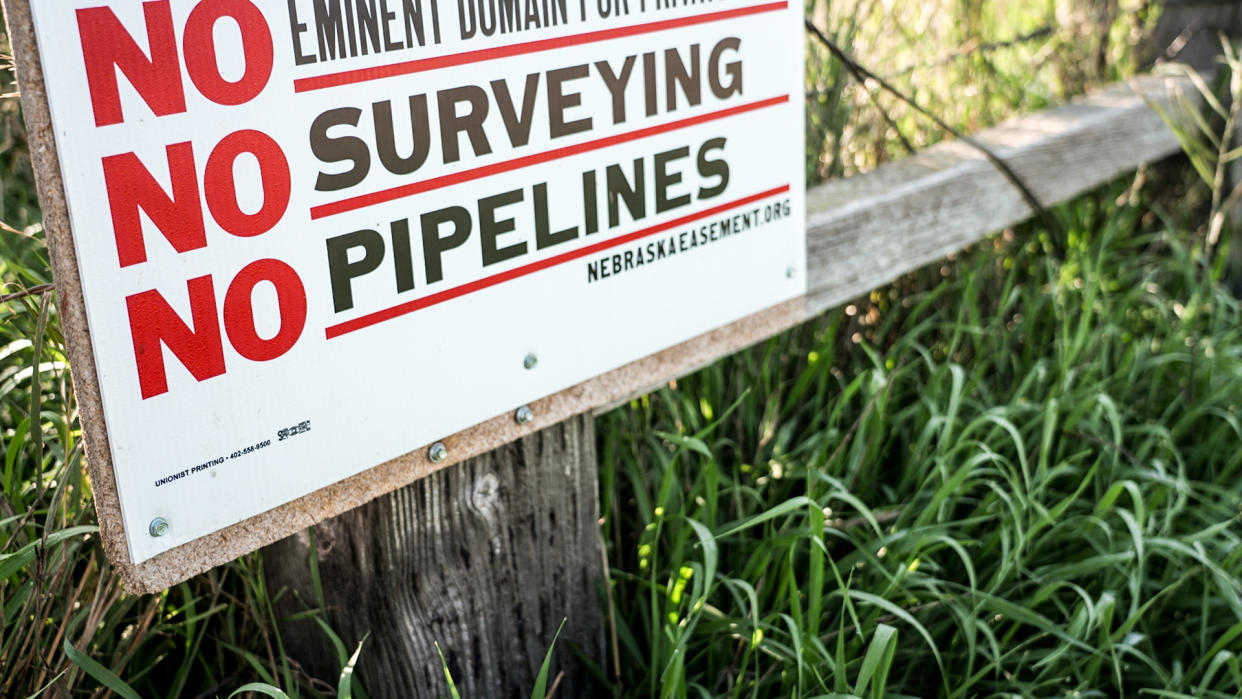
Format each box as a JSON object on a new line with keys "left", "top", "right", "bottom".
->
{"left": 310, "top": 38, "right": 743, "bottom": 190}
{"left": 326, "top": 138, "right": 729, "bottom": 313}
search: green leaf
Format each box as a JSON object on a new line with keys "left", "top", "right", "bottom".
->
{"left": 316, "top": 616, "right": 350, "bottom": 667}
{"left": 435, "top": 642, "right": 462, "bottom": 699}
{"left": 0, "top": 525, "right": 98, "bottom": 580}
{"left": 531, "top": 618, "right": 567, "bottom": 699}
{"left": 843, "top": 591, "right": 942, "bottom": 673}
{"left": 24, "top": 670, "right": 68, "bottom": 699}
{"left": 338, "top": 636, "right": 367, "bottom": 699}
{"left": 853, "top": 624, "right": 898, "bottom": 698}
{"left": 655, "top": 431, "right": 713, "bottom": 459}
{"left": 219, "top": 642, "right": 278, "bottom": 686}
{"left": 714, "top": 496, "right": 814, "bottom": 539}
{"left": 62, "top": 639, "right": 142, "bottom": 699}
{"left": 227, "top": 683, "right": 291, "bottom": 699}
{"left": 0, "top": 548, "right": 36, "bottom": 581}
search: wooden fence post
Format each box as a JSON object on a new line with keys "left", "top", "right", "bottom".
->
{"left": 264, "top": 413, "right": 605, "bottom": 698}
{"left": 1154, "top": 0, "right": 1242, "bottom": 69}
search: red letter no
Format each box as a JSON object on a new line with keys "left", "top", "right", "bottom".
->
{"left": 127, "top": 275, "right": 226, "bottom": 400}
{"left": 77, "top": 2, "right": 185, "bottom": 127}
{"left": 127, "top": 260, "right": 306, "bottom": 399}
{"left": 103, "top": 130, "right": 290, "bottom": 267}
{"left": 77, "top": 0, "right": 273, "bottom": 127}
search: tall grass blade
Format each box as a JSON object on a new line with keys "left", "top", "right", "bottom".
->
{"left": 531, "top": 618, "right": 567, "bottom": 699}
{"left": 62, "top": 640, "right": 142, "bottom": 699}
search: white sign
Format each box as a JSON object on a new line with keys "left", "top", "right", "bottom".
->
{"left": 30, "top": 0, "right": 805, "bottom": 562}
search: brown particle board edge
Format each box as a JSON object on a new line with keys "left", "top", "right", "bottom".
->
{"left": 4, "top": 0, "right": 1195, "bottom": 592}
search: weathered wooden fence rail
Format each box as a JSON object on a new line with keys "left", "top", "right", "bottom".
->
{"left": 805, "top": 76, "right": 1185, "bottom": 316}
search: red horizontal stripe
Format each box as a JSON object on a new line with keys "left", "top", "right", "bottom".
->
{"left": 294, "top": 1, "right": 788, "bottom": 92}
{"left": 310, "top": 94, "right": 789, "bottom": 219}
{"left": 324, "top": 184, "right": 791, "bottom": 339}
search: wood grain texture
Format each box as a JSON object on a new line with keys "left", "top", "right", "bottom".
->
{"left": 265, "top": 414, "right": 605, "bottom": 698}
{"left": 805, "top": 75, "right": 1190, "bottom": 316}
{"left": 1155, "top": 0, "right": 1242, "bottom": 68}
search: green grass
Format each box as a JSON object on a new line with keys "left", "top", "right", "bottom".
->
{"left": 4, "top": 2, "right": 1241, "bottom": 697}
{"left": 599, "top": 165, "right": 1242, "bottom": 696}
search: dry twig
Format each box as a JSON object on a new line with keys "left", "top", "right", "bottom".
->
{"left": 805, "top": 20, "right": 1065, "bottom": 255}
{"left": 1, "top": 283, "right": 53, "bottom": 304}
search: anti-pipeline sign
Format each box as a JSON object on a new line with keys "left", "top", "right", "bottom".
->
{"left": 17, "top": 0, "right": 805, "bottom": 570}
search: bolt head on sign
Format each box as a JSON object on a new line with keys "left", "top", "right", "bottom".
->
{"left": 18, "top": 0, "right": 805, "bottom": 578}
{"left": 515, "top": 405, "right": 535, "bottom": 425}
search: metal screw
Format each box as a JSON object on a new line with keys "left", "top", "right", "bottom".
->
{"left": 149, "top": 517, "right": 169, "bottom": 538}
{"left": 428, "top": 442, "right": 448, "bottom": 463}
{"left": 515, "top": 405, "right": 534, "bottom": 425}
{"left": 523, "top": 353, "right": 538, "bottom": 370}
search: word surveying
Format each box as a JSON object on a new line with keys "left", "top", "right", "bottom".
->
{"left": 309, "top": 37, "right": 744, "bottom": 191}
